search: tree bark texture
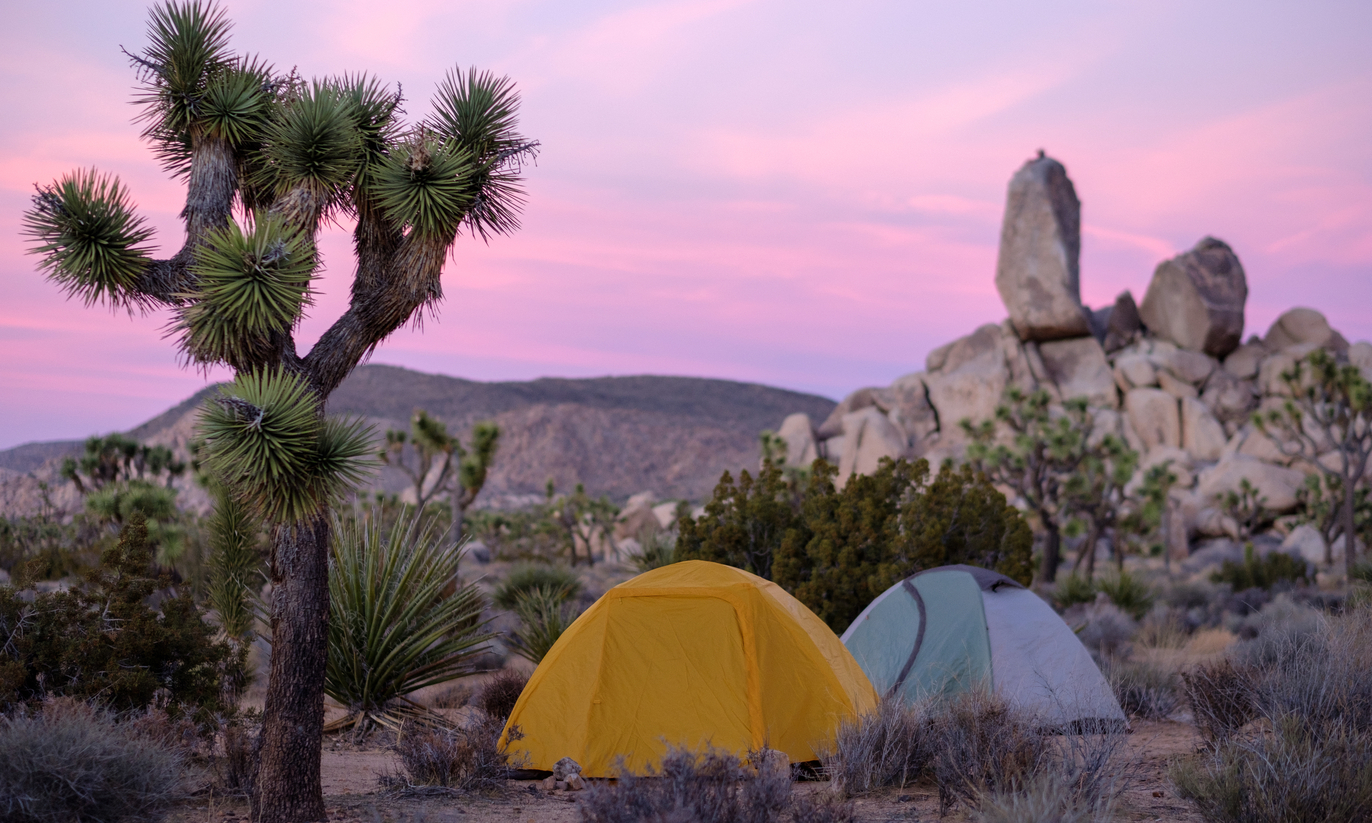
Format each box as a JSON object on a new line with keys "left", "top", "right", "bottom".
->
{"left": 1037, "top": 522, "right": 1061, "bottom": 585}
{"left": 253, "top": 515, "right": 331, "bottom": 823}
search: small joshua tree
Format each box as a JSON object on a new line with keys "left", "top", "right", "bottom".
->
{"left": 21, "top": 3, "right": 536, "bottom": 820}
{"left": 964, "top": 388, "right": 1096, "bottom": 584}
{"left": 380, "top": 410, "right": 499, "bottom": 546}
{"left": 1256, "top": 348, "right": 1372, "bottom": 574}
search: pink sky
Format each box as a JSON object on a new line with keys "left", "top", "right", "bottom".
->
{"left": 3, "top": 0, "right": 1371, "bottom": 450}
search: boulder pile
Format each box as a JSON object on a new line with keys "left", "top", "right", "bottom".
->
{"left": 774, "top": 153, "right": 1372, "bottom": 561}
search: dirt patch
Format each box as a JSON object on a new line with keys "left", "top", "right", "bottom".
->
{"left": 170, "top": 719, "right": 1209, "bottom": 821}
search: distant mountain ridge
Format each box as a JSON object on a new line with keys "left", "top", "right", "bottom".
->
{"left": 0, "top": 364, "right": 836, "bottom": 512}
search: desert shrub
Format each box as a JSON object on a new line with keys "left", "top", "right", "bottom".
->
{"left": 1229, "top": 595, "right": 1325, "bottom": 667}
{"left": 1076, "top": 602, "right": 1138, "bottom": 659}
{"left": 577, "top": 745, "right": 792, "bottom": 823}
{"left": 214, "top": 709, "right": 260, "bottom": 796}
{"left": 325, "top": 511, "right": 493, "bottom": 734}
{"left": 0, "top": 516, "right": 231, "bottom": 718}
{"left": 820, "top": 697, "right": 932, "bottom": 797}
{"left": 1181, "top": 659, "right": 1258, "bottom": 744}
{"left": 681, "top": 459, "right": 1034, "bottom": 634}
{"left": 429, "top": 683, "right": 473, "bottom": 709}
{"left": 632, "top": 531, "right": 677, "bottom": 572}
{"left": 1053, "top": 572, "right": 1097, "bottom": 611}
{"left": 387, "top": 715, "right": 527, "bottom": 792}
{"left": 475, "top": 669, "right": 528, "bottom": 722}
{"left": 790, "top": 794, "right": 857, "bottom": 823}
{"left": 1351, "top": 561, "right": 1372, "bottom": 584}
{"left": 0, "top": 701, "right": 185, "bottom": 823}
{"left": 1212, "top": 544, "right": 1309, "bottom": 591}
{"left": 506, "top": 585, "right": 581, "bottom": 664}
{"left": 930, "top": 691, "right": 1048, "bottom": 814}
{"left": 1172, "top": 605, "right": 1372, "bottom": 822}
{"left": 974, "top": 770, "right": 1113, "bottom": 823}
{"left": 1096, "top": 569, "right": 1154, "bottom": 620}
{"left": 1104, "top": 658, "right": 1179, "bottom": 720}
{"left": 492, "top": 562, "right": 581, "bottom": 609}
{"left": 1171, "top": 718, "right": 1372, "bottom": 823}
{"left": 928, "top": 689, "right": 1129, "bottom": 816}
{"left": 1136, "top": 605, "right": 1190, "bottom": 648}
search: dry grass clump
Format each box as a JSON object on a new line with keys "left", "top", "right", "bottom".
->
{"left": 1171, "top": 605, "right": 1372, "bottom": 823}
{"left": 0, "top": 701, "right": 185, "bottom": 823}
{"left": 1104, "top": 657, "right": 1180, "bottom": 720}
{"left": 578, "top": 745, "right": 792, "bottom": 823}
{"left": 930, "top": 691, "right": 1050, "bottom": 814}
{"left": 474, "top": 668, "right": 528, "bottom": 722}
{"left": 1180, "top": 659, "right": 1258, "bottom": 744}
{"left": 974, "top": 770, "right": 1113, "bottom": 823}
{"left": 820, "top": 697, "right": 933, "bottom": 796}
{"left": 387, "top": 715, "right": 528, "bottom": 793}
{"left": 429, "top": 682, "right": 473, "bottom": 710}
{"left": 818, "top": 689, "right": 1129, "bottom": 818}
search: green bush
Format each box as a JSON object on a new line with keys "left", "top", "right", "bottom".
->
{"left": 1211, "top": 544, "right": 1308, "bottom": 591}
{"left": 1096, "top": 569, "right": 1155, "bottom": 620}
{"left": 506, "top": 585, "right": 580, "bottom": 664}
{"left": 680, "top": 459, "right": 1033, "bottom": 634}
{"left": 1053, "top": 572, "right": 1097, "bottom": 611}
{"left": 632, "top": 531, "right": 677, "bottom": 572}
{"left": 492, "top": 562, "right": 581, "bottom": 610}
{"left": 0, "top": 701, "right": 185, "bottom": 823}
{"left": 0, "top": 517, "right": 231, "bottom": 718}
{"left": 325, "top": 511, "right": 493, "bottom": 734}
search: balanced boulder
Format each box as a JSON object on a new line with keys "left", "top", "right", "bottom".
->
{"left": 1139, "top": 237, "right": 1247, "bottom": 358}
{"left": 994, "top": 153, "right": 1091, "bottom": 342}
{"left": 1264, "top": 307, "right": 1348, "bottom": 353}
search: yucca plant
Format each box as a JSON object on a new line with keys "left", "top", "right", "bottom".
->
{"left": 506, "top": 585, "right": 581, "bottom": 665}
{"left": 325, "top": 511, "right": 493, "bottom": 734}
{"left": 21, "top": 1, "right": 536, "bottom": 816}
{"left": 492, "top": 562, "right": 581, "bottom": 610}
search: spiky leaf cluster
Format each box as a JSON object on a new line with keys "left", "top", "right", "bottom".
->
{"left": 131, "top": 1, "right": 235, "bottom": 174}
{"left": 259, "top": 82, "right": 363, "bottom": 209}
{"left": 325, "top": 510, "right": 493, "bottom": 733}
{"left": 21, "top": 170, "right": 156, "bottom": 308}
{"left": 372, "top": 135, "right": 473, "bottom": 240}
{"left": 198, "top": 369, "right": 374, "bottom": 523}
{"left": 177, "top": 215, "right": 313, "bottom": 367}
{"left": 332, "top": 74, "right": 403, "bottom": 192}
{"left": 430, "top": 67, "right": 537, "bottom": 239}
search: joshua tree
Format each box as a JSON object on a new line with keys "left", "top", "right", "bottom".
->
{"left": 21, "top": 4, "right": 536, "bottom": 821}
{"left": 380, "top": 410, "right": 499, "bottom": 546}
{"left": 964, "top": 388, "right": 1096, "bottom": 584}
{"left": 1256, "top": 348, "right": 1372, "bottom": 574}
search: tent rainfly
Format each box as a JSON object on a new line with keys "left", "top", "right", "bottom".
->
{"left": 500, "top": 560, "right": 878, "bottom": 777}
{"left": 841, "top": 565, "right": 1126, "bottom": 728}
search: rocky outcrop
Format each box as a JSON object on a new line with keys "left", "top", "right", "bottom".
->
{"left": 1138, "top": 237, "right": 1247, "bottom": 358}
{"left": 1265, "top": 307, "right": 1349, "bottom": 353}
{"left": 769, "top": 153, "right": 1371, "bottom": 565}
{"left": 994, "top": 154, "right": 1091, "bottom": 342}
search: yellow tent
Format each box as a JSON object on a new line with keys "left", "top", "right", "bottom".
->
{"left": 500, "top": 560, "right": 877, "bottom": 777}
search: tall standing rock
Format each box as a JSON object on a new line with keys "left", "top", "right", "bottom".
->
{"left": 1139, "top": 237, "right": 1247, "bottom": 358}
{"left": 995, "top": 153, "right": 1091, "bottom": 342}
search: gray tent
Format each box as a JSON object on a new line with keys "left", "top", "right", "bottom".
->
{"left": 841, "top": 565, "right": 1126, "bottom": 727}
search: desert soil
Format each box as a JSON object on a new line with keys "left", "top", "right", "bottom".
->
{"left": 169, "top": 719, "right": 1205, "bottom": 823}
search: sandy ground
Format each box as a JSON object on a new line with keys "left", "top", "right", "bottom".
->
{"left": 168, "top": 718, "right": 1206, "bottom": 822}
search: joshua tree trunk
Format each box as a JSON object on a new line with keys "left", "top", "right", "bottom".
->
{"left": 1345, "top": 476, "right": 1358, "bottom": 576}
{"left": 1037, "top": 519, "right": 1061, "bottom": 585}
{"left": 254, "top": 515, "right": 332, "bottom": 823}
